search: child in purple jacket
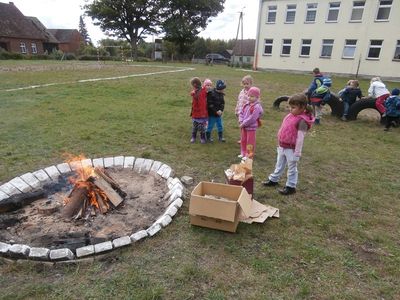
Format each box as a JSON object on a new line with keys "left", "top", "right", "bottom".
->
{"left": 238, "top": 86, "right": 264, "bottom": 159}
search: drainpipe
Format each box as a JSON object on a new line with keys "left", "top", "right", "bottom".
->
{"left": 253, "top": 0, "right": 263, "bottom": 70}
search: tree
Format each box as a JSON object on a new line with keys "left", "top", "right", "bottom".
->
{"left": 84, "top": 0, "right": 161, "bottom": 60}
{"left": 79, "top": 15, "right": 92, "bottom": 45}
{"left": 160, "top": 0, "right": 225, "bottom": 58}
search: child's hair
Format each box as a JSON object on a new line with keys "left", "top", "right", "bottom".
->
{"left": 351, "top": 80, "right": 359, "bottom": 87}
{"left": 241, "top": 75, "right": 253, "bottom": 85}
{"left": 371, "top": 76, "right": 381, "bottom": 83}
{"left": 190, "top": 77, "right": 201, "bottom": 88}
{"left": 312, "top": 67, "right": 320, "bottom": 74}
{"left": 289, "top": 93, "right": 313, "bottom": 113}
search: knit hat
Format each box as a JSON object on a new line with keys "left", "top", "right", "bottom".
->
{"left": 322, "top": 77, "right": 332, "bottom": 87}
{"left": 392, "top": 88, "right": 400, "bottom": 95}
{"left": 203, "top": 78, "right": 212, "bottom": 86}
{"left": 216, "top": 79, "right": 226, "bottom": 90}
{"left": 248, "top": 87, "right": 260, "bottom": 98}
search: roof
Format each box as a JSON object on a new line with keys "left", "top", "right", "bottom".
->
{"left": 48, "top": 29, "right": 80, "bottom": 43}
{"left": 27, "top": 17, "right": 59, "bottom": 43}
{"left": 0, "top": 2, "right": 46, "bottom": 40}
{"left": 232, "top": 39, "right": 256, "bottom": 56}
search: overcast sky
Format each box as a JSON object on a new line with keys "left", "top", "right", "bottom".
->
{"left": 8, "top": 0, "right": 258, "bottom": 44}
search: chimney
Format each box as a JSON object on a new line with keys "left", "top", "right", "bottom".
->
{"left": 9, "top": 2, "right": 14, "bottom": 5}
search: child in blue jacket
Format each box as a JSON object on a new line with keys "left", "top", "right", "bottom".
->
{"left": 384, "top": 88, "right": 400, "bottom": 131}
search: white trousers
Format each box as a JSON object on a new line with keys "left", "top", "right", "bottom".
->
{"left": 268, "top": 147, "right": 299, "bottom": 188}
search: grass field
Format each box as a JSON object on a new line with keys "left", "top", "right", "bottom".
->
{"left": 1, "top": 60, "right": 399, "bottom": 299}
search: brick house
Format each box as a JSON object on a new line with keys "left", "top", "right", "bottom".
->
{"left": 0, "top": 2, "right": 84, "bottom": 56}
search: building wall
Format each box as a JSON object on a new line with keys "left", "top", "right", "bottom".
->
{"left": 255, "top": 0, "right": 400, "bottom": 79}
{"left": 58, "top": 31, "right": 83, "bottom": 54}
{"left": 0, "top": 37, "right": 44, "bottom": 55}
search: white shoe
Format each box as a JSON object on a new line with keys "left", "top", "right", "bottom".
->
{"left": 237, "top": 154, "right": 243, "bottom": 158}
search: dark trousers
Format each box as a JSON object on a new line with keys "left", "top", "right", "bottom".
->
{"left": 385, "top": 116, "right": 399, "bottom": 129}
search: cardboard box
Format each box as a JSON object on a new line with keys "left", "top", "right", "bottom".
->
{"left": 225, "top": 175, "right": 254, "bottom": 197}
{"left": 189, "top": 181, "right": 252, "bottom": 233}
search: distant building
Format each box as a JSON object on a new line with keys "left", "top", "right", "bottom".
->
{"left": 232, "top": 39, "right": 255, "bottom": 65}
{"left": 0, "top": 2, "right": 84, "bottom": 56}
{"left": 254, "top": 0, "right": 400, "bottom": 79}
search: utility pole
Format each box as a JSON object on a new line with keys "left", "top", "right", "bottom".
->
{"left": 234, "top": 7, "right": 245, "bottom": 68}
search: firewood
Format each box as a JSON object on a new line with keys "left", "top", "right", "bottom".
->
{"left": 88, "top": 176, "right": 124, "bottom": 207}
{"left": 62, "top": 184, "right": 89, "bottom": 218}
{"left": 95, "top": 191, "right": 108, "bottom": 214}
{"left": 94, "top": 167, "right": 127, "bottom": 198}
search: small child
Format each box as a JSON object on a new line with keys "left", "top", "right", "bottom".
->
{"left": 368, "top": 77, "right": 390, "bottom": 116}
{"left": 236, "top": 75, "right": 253, "bottom": 144}
{"left": 262, "top": 93, "right": 315, "bottom": 195}
{"left": 206, "top": 80, "right": 226, "bottom": 142}
{"left": 310, "top": 77, "right": 332, "bottom": 125}
{"left": 339, "top": 80, "right": 363, "bottom": 121}
{"left": 190, "top": 77, "right": 208, "bottom": 144}
{"left": 238, "top": 86, "right": 264, "bottom": 159}
{"left": 383, "top": 88, "right": 400, "bottom": 131}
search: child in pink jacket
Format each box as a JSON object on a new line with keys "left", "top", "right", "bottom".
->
{"left": 262, "top": 93, "right": 314, "bottom": 195}
{"left": 238, "top": 86, "right": 264, "bottom": 159}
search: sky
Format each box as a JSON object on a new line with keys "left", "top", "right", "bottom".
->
{"left": 7, "top": 0, "right": 259, "bottom": 45}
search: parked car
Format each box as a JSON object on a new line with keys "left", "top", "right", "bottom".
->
{"left": 205, "top": 53, "right": 230, "bottom": 64}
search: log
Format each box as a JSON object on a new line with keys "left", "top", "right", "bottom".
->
{"left": 94, "top": 167, "right": 127, "bottom": 198}
{"left": 62, "top": 183, "right": 89, "bottom": 218}
{"left": 95, "top": 191, "right": 108, "bottom": 214}
{"left": 0, "top": 190, "right": 45, "bottom": 213}
{"left": 88, "top": 175, "right": 124, "bottom": 207}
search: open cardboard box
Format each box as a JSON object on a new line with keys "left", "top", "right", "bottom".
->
{"left": 189, "top": 181, "right": 252, "bottom": 233}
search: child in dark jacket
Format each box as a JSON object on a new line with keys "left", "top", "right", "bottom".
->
{"left": 340, "top": 80, "right": 363, "bottom": 121}
{"left": 206, "top": 80, "right": 226, "bottom": 142}
{"left": 238, "top": 86, "right": 264, "bottom": 159}
{"left": 309, "top": 77, "right": 332, "bottom": 124}
{"left": 190, "top": 77, "right": 208, "bottom": 143}
{"left": 383, "top": 88, "right": 400, "bottom": 131}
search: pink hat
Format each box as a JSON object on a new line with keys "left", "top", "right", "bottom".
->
{"left": 203, "top": 78, "right": 212, "bottom": 86}
{"left": 248, "top": 87, "right": 260, "bottom": 98}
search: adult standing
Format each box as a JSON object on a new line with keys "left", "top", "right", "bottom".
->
{"left": 368, "top": 77, "right": 390, "bottom": 116}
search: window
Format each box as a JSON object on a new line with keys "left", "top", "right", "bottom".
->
{"left": 367, "top": 40, "right": 383, "bottom": 59}
{"left": 305, "top": 3, "right": 317, "bottom": 23}
{"left": 300, "top": 39, "right": 312, "bottom": 56}
{"left": 350, "top": 1, "right": 365, "bottom": 22}
{"left": 327, "top": 2, "right": 340, "bottom": 22}
{"left": 394, "top": 40, "right": 400, "bottom": 60}
{"left": 376, "top": 0, "right": 392, "bottom": 21}
{"left": 281, "top": 39, "right": 292, "bottom": 56}
{"left": 19, "top": 42, "right": 27, "bottom": 54}
{"left": 342, "top": 39, "right": 357, "bottom": 58}
{"left": 321, "top": 39, "right": 334, "bottom": 58}
{"left": 264, "top": 39, "right": 273, "bottom": 55}
{"left": 31, "top": 43, "right": 37, "bottom": 54}
{"left": 267, "top": 5, "right": 277, "bottom": 23}
{"left": 285, "top": 4, "right": 296, "bottom": 23}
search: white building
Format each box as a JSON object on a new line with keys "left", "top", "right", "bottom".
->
{"left": 254, "top": 0, "right": 400, "bottom": 80}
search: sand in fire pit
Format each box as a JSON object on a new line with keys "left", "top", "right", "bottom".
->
{"left": 0, "top": 168, "right": 169, "bottom": 250}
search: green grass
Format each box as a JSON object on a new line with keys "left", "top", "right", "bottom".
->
{"left": 1, "top": 60, "right": 400, "bottom": 299}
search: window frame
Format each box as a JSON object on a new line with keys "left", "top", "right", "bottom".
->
{"left": 19, "top": 42, "right": 27, "bottom": 54}
{"left": 281, "top": 39, "right": 292, "bottom": 56}
{"left": 285, "top": 4, "right": 297, "bottom": 24}
{"left": 264, "top": 39, "right": 273, "bottom": 55}
{"left": 350, "top": 1, "right": 365, "bottom": 22}
{"left": 266, "top": 5, "right": 277, "bottom": 23}
{"left": 305, "top": 3, "right": 317, "bottom": 23}
{"left": 320, "top": 39, "right": 334, "bottom": 58}
{"left": 375, "top": 0, "right": 392, "bottom": 21}
{"left": 326, "top": 2, "right": 340, "bottom": 23}
{"left": 342, "top": 39, "right": 357, "bottom": 59}
{"left": 31, "top": 42, "right": 37, "bottom": 54}
{"left": 300, "top": 39, "right": 312, "bottom": 57}
{"left": 393, "top": 40, "right": 400, "bottom": 61}
{"left": 367, "top": 40, "right": 383, "bottom": 60}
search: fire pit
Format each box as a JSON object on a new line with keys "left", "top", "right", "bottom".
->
{"left": 0, "top": 156, "right": 184, "bottom": 262}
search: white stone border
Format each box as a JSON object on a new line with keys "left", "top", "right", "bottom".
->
{"left": 0, "top": 156, "right": 184, "bottom": 262}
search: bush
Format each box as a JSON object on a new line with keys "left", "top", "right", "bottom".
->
{"left": 0, "top": 50, "right": 24, "bottom": 60}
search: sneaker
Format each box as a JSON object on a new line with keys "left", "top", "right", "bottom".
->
{"left": 219, "top": 137, "right": 226, "bottom": 142}
{"left": 278, "top": 186, "right": 296, "bottom": 195}
{"left": 238, "top": 154, "right": 244, "bottom": 159}
{"left": 314, "top": 119, "right": 320, "bottom": 125}
{"left": 237, "top": 140, "right": 241, "bottom": 144}
{"left": 341, "top": 116, "right": 347, "bottom": 121}
{"left": 262, "top": 180, "right": 278, "bottom": 187}
{"left": 383, "top": 128, "right": 389, "bottom": 131}
{"left": 190, "top": 138, "right": 195, "bottom": 143}
{"left": 200, "top": 138, "right": 206, "bottom": 144}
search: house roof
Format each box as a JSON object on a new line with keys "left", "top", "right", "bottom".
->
{"left": 27, "top": 17, "right": 59, "bottom": 43}
{"left": 0, "top": 2, "right": 46, "bottom": 40}
{"left": 232, "top": 39, "right": 256, "bottom": 56}
{"left": 48, "top": 29, "right": 80, "bottom": 43}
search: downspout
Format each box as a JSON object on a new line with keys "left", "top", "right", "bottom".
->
{"left": 253, "top": 0, "right": 263, "bottom": 70}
